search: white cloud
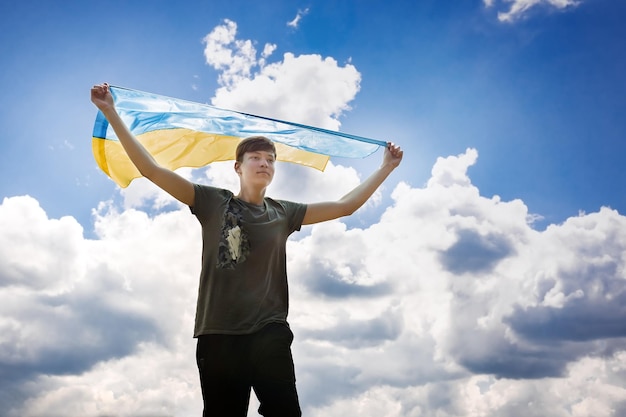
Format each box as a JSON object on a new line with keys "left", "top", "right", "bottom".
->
{"left": 3, "top": 144, "right": 626, "bottom": 416}
{"left": 202, "top": 19, "right": 262, "bottom": 88}
{"left": 203, "top": 19, "right": 361, "bottom": 130}
{"left": 287, "top": 8, "right": 310, "bottom": 29}
{"left": 485, "top": 0, "right": 580, "bottom": 22}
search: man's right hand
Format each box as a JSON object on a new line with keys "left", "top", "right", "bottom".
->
{"left": 90, "top": 83, "right": 115, "bottom": 112}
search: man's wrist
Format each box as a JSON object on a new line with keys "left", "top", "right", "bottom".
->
{"left": 99, "top": 105, "right": 118, "bottom": 118}
{"left": 379, "top": 162, "right": 396, "bottom": 173}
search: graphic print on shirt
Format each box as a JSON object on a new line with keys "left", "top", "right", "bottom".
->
{"left": 217, "top": 202, "right": 251, "bottom": 269}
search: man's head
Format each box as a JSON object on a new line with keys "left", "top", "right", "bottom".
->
{"left": 234, "top": 136, "right": 277, "bottom": 188}
{"left": 235, "top": 136, "right": 276, "bottom": 163}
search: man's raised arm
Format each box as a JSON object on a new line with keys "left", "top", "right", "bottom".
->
{"left": 90, "top": 83, "right": 195, "bottom": 206}
{"left": 302, "top": 142, "right": 403, "bottom": 225}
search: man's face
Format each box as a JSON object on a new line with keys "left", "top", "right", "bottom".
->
{"left": 236, "top": 150, "right": 276, "bottom": 186}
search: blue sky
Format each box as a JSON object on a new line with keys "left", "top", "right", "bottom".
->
{"left": 1, "top": 1, "right": 626, "bottom": 416}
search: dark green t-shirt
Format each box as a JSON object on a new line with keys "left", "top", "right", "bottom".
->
{"left": 190, "top": 184, "right": 307, "bottom": 336}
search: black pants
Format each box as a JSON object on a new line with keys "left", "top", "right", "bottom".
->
{"left": 196, "top": 323, "right": 302, "bottom": 417}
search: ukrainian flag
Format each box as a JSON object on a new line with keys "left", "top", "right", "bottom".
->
{"left": 92, "top": 86, "right": 386, "bottom": 187}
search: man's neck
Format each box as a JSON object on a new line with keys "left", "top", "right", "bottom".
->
{"left": 236, "top": 187, "right": 266, "bottom": 206}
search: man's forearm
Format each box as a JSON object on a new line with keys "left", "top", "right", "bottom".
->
{"left": 339, "top": 162, "right": 395, "bottom": 215}
{"left": 100, "top": 107, "right": 159, "bottom": 177}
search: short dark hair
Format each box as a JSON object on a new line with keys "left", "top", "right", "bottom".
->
{"left": 236, "top": 136, "right": 276, "bottom": 162}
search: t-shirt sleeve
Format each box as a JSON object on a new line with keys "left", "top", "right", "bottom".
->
{"left": 190, "top": 184, "right": 229, "bottom": 222}
{"left": 278, "top": 200, "right": 308, "bottom": 233}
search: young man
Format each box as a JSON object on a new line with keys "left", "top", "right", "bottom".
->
{"left": 90, "top": 83, "right": 403, "bottom": 417}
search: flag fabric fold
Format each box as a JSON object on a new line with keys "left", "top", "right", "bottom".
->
{"left": 92, "top": 86, "right": 387, "bottom": 187}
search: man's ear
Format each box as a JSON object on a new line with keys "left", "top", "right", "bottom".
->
{"left": 234, "top": 161, "right": 241, "bottom": 175}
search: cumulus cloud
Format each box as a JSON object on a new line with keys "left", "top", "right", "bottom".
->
{"left": 202, "top": 19, "right": 261, "bottom": 88}
{"left": 203, "top": 19, "right": 361, "bottom": 131}
{"left": 286, "top": 149, "right": 626, "bottom": 414}
{"left": 484, "top": 0, "right": 580, "bottom": 22}
{"left": 3, "top": 145, "right": 626, "bottom": 416}
{"left": 0, "top": 195, "right": 202, "bottom": 416}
